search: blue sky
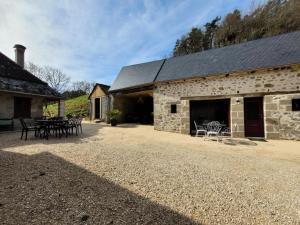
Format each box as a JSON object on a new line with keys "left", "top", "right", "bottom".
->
{"left": 0, "top": 0, "right": 261, "bottom": 86}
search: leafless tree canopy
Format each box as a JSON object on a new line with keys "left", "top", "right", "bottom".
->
{"left": 71, "top": 81, "right": 95, "bottom": 94}
{"left": 27, "top": 62, "right": 96, "bottom": 97}
{"left": 26, "top": 63, "right": 70, "bottom": 93}
{"left": 43, "top": 66, "right": 70, "bottom": 93}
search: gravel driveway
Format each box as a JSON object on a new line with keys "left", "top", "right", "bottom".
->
{"left": 0, "top": 123, "right": 299, "bottom": 225}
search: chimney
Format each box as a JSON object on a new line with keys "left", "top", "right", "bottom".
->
{"left": 14, "top": 44, "right": 26, "bottom": 68}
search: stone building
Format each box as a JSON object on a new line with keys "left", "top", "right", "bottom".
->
{"left": 0, "top": 45, "right": 63, "bottom": 129}
{"left": 88, "top": 83, "right": 110, "bottom": 121}
{"left": 109, "top": 31, "right": 300, "bottom": 140}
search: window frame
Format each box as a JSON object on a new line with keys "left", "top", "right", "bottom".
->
{"left": 171, "top": 104, "right": 177, "bottom": 114}
{"left": 292, "top": 99, "right": 300, "bottom": 111}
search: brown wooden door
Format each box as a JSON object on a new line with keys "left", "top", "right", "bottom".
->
{"left": 244, "top": 97, "right": 264, "bottom": 137}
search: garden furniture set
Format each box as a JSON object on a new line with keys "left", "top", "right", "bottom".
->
{"left": 194, "top": 120, "right": 231, "bottom": 142}
{"left": 20, "top": 117, "right": 83, "bottom": 140}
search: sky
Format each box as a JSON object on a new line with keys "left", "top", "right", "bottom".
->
{"left": 0, "top": 0, "right": 260, "bottom": 86}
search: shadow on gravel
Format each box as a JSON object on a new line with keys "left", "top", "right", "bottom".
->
{"left": 0, "top": 123, "right": 102, "bottom": 150}
{"left": 114, "top": 123, "right": 139, "bottom": 128}
{"left": 0, "top": 150, "right": 201, "bottom": 225}
{"left": 113, "top": 123, "right": 154, "bottom": 129}
{"left": 222, "top": 138, "right": 257, "bottom": 146}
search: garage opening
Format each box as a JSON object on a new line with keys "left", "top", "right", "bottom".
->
{"left": 190, "top": 99, "right": 230, "bottom": 135}
{"left": 114, "top": 90, "right": 153, "bottom": 125}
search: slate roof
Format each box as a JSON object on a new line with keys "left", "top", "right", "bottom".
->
{"left": 110, "top": 31, "right": 300, "bottom": 91}
{"left": 0, "top": 51, "right": 61, "bottom": 98}
{"left": 157, "top": 31, "right": 300, "bottom": 82}
{"left": 109, "top": 59, "right": 165, "bottom": 91}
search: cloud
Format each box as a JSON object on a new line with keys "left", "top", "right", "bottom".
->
{"left": 0, "top": 0, "right": 254, "bottom": 86}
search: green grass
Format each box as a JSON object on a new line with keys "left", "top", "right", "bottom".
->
{"left": 44, "top": 95, "right": 89, "bottom": 117}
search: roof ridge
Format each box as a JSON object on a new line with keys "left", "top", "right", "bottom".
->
{"left": 122, "top": 59, "right": 165, "bottom": 68}
{"left": 153, "top": 59, "right": 166, "bottom": 83}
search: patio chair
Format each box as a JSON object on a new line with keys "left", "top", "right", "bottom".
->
{"left": 205, "top": 121, "right": 222, "bottom": 142}
{"left": 20, "top": 118, "right": 40, "bottom": 141}
{"left": 64, "top": 118, "right": 77, "bottom": 136}
{"left": 194, "top": 121, "right": 207, "bottom": 137}
{"left": 75, "top": 116, "right": 83, "bottom": 134}
{"left": 221, "top": 127, "right": 231, "bottom": 136}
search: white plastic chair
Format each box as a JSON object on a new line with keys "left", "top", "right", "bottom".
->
{"left": 194, "top": 121, "right": 207, "bottom": 137}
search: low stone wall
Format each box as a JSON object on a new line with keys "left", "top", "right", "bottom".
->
{"left": 154, "top": 65, "right": 300, "bottom": 140}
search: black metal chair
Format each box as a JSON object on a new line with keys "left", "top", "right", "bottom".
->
{"left": 75, "top": 117, "right": 83, "bottom": 134}
{"left": 68, "top": 118, "right": 78, "bottom": 136}
{"left": 19, "top": 118, "right": 40, "bottom": 141}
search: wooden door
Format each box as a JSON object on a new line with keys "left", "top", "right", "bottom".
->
{"left": 244, "top": 97, "right": 264, "bottom": 137}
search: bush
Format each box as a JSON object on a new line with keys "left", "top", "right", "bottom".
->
{"left": 107, "top": 109, "right": 121, "bottom": 120}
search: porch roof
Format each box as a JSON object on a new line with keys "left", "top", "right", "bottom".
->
{"left": 109, "top": 59, "right": 165, "bottom": 92}
{"left": 0, "top": 76, "right": 61, "bottom": 99}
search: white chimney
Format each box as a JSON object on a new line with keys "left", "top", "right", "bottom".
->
{"left": 14, "top": 44, "right": 26, "bottom": 68}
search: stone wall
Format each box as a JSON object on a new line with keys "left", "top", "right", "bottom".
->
{"left": 230, "top": 97, "right": 245, "bottom": 138}
{"left": 0, "top": 92, "right": 44, "bottom": 128}
{"left": 264, "top": 94, "right": 300, "bottom": 140}
{"left": 0, "top": 93, "right": 14, "bottom": 118}
{"left": 154, "top": 65, "right": 300, "bottom": 139}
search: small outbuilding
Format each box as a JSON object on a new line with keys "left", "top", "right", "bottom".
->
{"left": 88, "top": 83, "right": 110, "bottom": 121}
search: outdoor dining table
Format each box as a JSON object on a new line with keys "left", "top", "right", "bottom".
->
{"left": 202, "top": 122, "right": 227, "bottom": 127}
{"left": 35, "top": 119, "right": 69, "bottom": 139}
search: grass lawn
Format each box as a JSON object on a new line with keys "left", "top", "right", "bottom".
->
{"left": 44, "top": 95, "right": 89, "bottom": 117}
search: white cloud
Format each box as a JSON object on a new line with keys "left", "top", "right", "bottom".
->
{"left": 0, "top": 0, "right": 253, "bottom": 86}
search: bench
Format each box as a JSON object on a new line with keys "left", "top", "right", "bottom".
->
{"left": 0, "top": 118, "right": 14, "bottom": 131}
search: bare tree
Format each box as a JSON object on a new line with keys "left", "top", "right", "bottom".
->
{"left": 26, "top": 62, "right": 44, "bottom": 79}
{"left": 26, "top": 62, "right": 70, "bottom": 93}
{"left": 71, "top": 81, "right": 96, "bottom": 94}
{"left": 43, "top": 66, "right": 70, "bottom": 93}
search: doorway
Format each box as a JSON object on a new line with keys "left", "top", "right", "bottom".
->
{"left": 95, "top": 98, "right": 100, "bottom": 119}
{"left": 190, "top": 99, "right": 230, "bottom": 135}
{"left": 113, "top": 90, "right": 154, "bottom": 124}
{"left": 244, "top": 97, "right": 264, "bottom": 137}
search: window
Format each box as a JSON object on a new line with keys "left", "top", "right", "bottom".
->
{"left": 14, "top": 97, "right": 31, "bottom": 118}
{"left": 292, "top": 99, "right": 300, "bottom": 111}
{"left": 171, "top": 104, "right": 177, "bottom": 113}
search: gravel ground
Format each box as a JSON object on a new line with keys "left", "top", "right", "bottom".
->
{"left": 0, "top": 123, "right": 300, "bottom": 225}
